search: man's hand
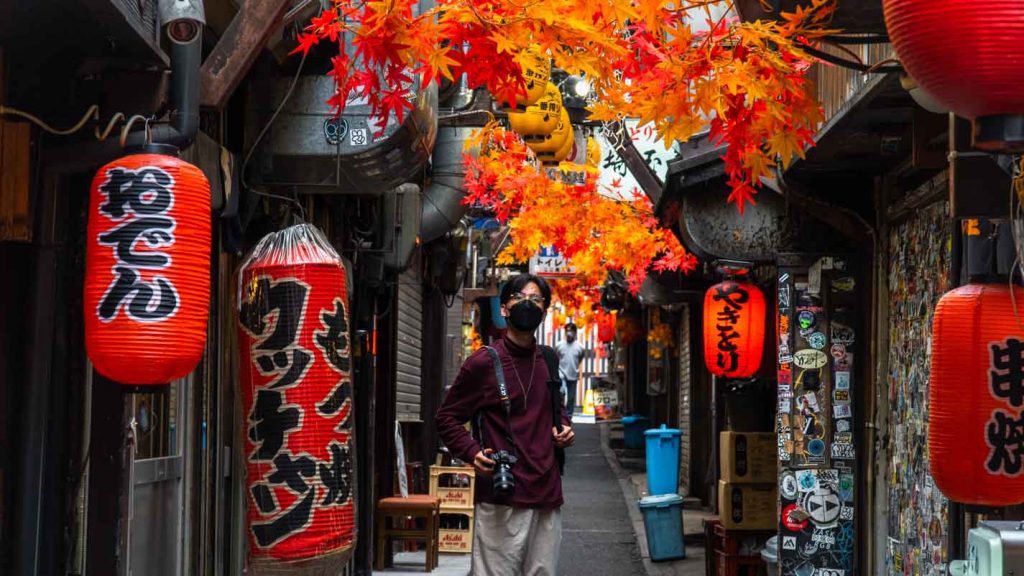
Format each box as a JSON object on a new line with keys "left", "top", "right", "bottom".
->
{"left": 553, "top": 426, "right": 575, "bottom": 448}
{"left": 473, "top": 449, "right": 496, "bottom": 477}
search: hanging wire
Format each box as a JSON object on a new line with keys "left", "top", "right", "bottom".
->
{"left": 1, "top": 104, "right": 153, "bottom": 147}
{"left": 241, "top": 50, "right": 310, "bottom": 221}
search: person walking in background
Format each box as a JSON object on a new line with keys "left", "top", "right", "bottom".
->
{"left": 555, "top": 323, "right": 586, "bottom": 418}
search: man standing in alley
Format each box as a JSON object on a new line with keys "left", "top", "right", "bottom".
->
{"left": 555, "top": 323, "right": 586, "bottom": 419}
{"left": 436, "top": 273, "right": 575, "bottom": 576}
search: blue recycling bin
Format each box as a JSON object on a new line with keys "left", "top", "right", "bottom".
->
{"left": 622, "top": 415, "right": 650, "bottom": 450}
{"left": 645, "top": 425, "right": 682, "bottom": 496}
{"left": 638, "top": 494, "right": 686, "bottom": 561}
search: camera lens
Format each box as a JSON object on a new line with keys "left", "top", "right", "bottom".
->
{"left": 493, "top": 464, "right": 515, "bottom": 499}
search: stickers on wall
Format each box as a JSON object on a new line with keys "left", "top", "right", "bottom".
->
{"left": 795, "top": 349, "right": 829, "bottom": 370}
{"left": 833, "top": 403, "right": 852, "bottom": 419}
{"left": 797, "top": 470, "right": 818, "bottom": 492}
{"left": 835, "top": 372, "right": 851, "bottom": 390}
{"left": 807, "top": 332, "right": 828, "bottom": 350}
{"left": 782, "top": 473, "right": 799, "bottom": 499}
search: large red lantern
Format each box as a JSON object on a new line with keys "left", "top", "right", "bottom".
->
{"left": 930, "top": 283, "right": 1024, "bottom": 505}
{"left": 84, "top": 152, "right": 211, "bottom": 385}
{"left": 238, "top": 224, "right": 355, "bottom": 571}
{"left": 703, "top": 281, "right": 765, "bottom": 378}
{"left": 884, "top": 0, "right": 1024, "bottom": 149}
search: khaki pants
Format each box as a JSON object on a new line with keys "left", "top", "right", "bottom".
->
{"left": 472, "top": 502, "right": 562, "bottom": 576}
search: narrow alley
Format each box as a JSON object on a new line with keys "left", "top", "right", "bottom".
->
{"left": 6, "top": 1, "right": 1024, "bottom": 575}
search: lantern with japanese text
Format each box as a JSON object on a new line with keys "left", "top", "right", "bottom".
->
{"left": 508, "top": 82, "right": 562, "bottom": 140}
{"left": 929, "top": 283, "right": 1024, "bottom": 505}
{"left": 238, "top": 224, "right": 355, "bottom": 571}
{"left": 702, "top": 281, "right": 765, "bottom": 378}
{"left": 84, "top": 152, "right": 211, "bottom": 385}
{"left": 884, "top": 0, "right": 1024, "bottom": 150}
{"left": 500, "top": 46, "right": 551, "bottom": 111}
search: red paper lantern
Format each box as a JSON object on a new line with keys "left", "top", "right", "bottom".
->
{"left": 884, "top": 0, "right": 1024, "bottom": 148}
{"left": 84, "top": 153, "right": 211, "bottom": 385}
{"left": 238, "top": 224, "right": 355, "bottom": 571}
{"left": 929, "top": 283, "right": 1024, "bottom": 505}
{"left": 597, "top": 311, "right": 616, "bottom": 343}
{"left": 703, "top": 281, "right": 765, "bottom": 378}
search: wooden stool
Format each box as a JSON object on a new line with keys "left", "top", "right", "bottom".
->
{"left": 375, "top": 495, "right": 441, "bottom": 571}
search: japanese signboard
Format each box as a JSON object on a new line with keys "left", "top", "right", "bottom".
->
{"left": 529, "top": 245, "right": 576, "bottom": 278}
{"left": 238, "top": 224, "right": 355, "bottom": 570}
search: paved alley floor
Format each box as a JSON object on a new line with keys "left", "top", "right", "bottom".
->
{"left": 559, "top": 421, "right": 647, "bottom": 576}
{"left": 374, "top": 421, "right": 649, "bottom": 576}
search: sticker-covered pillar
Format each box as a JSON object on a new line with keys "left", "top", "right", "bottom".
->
{"left": 776, "top": 257, "right": 858, "bottom": 575}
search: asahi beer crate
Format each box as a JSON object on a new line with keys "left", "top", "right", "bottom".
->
{"left": 438, "top": 511, "right": 474, "bottom": 553}
{"left": 429, "top": 466, "right": 475, "bottom": 511}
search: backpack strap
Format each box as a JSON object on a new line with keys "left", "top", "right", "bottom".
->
{"left": 540, "top": 345, "right": 567, "bottom": 476}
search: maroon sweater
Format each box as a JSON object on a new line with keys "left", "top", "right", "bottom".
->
{"left": 436, "top": 336, "right": 571, "bottom": 509}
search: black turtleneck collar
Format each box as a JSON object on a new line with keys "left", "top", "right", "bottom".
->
{"left": 502, "top": 333, "right": 537, "bottom": 357}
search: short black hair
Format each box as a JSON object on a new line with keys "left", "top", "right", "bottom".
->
{"left": 500, "top": 273, "right": 552, "bottom": 309}
{"left": 565, "top": 323, "right": 578, "bottom": 333}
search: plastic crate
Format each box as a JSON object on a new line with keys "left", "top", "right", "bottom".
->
{"left": 438, "top": 511, "right": 474, "bottom": 553}
{"left": 429, "top": 465, "right": 475, "bottom": 511}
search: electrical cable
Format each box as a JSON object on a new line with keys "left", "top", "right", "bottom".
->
{"left": 1, "top": 104, "right": 157, "bottom": 148}
{"left": 241, "top": 51, "right": 310, "bottom": 222}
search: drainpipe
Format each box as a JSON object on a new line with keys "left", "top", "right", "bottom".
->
{"left": 420, "top": 127, "right": 476, "bottom": 243}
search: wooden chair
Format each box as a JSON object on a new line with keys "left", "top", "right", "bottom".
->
{"left": 374, "top": 494, "right": 441, "bottom": 571}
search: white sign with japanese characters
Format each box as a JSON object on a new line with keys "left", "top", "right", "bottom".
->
{"left": 529, "top": 245, "right": 576, "bottom": 278}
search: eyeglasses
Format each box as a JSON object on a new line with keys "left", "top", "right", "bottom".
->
{"left": 509, "top": 292, "right": 545, "bottom": 306}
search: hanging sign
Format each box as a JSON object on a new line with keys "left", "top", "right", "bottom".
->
{"left": 84, "top": 152, "right": 211, "bottom": 385}
{"left": 702, "top": 280, "right": 766, "bottom": 378}
{"left": 529, "top": 245, "right": 575, "bottom": 278}
{"left": 238, "top": 224, "right": 355, "bottom": 571}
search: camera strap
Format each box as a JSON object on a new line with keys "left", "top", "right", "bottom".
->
{"left": 481, "top": 346, "right": 518, "bottom": 455}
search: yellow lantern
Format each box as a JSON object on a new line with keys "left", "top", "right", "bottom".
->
{"left": 508, "top": 82, "right": 562, "bottom": 140}
{"left": 530, "top": 108, "right": 573, "bottom": 162}
{"left": 587, "top": 136, "right": 602, "bottom": 166}
{"left": 501, "top": 47, "right": 551, "bottom": 111}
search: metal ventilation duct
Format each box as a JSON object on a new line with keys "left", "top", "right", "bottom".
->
{"left": 246, "top": 75, "right": 438, "bottom": 194}
{"left": 421, "top": 126, "right": 476, "bottom": 243}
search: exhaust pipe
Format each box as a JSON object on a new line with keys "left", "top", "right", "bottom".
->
{"left": 421, "top": 127, "right": 476, "bottom": 243}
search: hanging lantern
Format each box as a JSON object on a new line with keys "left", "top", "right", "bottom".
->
{"left": 702, "top": 280, "right": 765, "bottom": 378}
{"left": 507, "top": 82, "right": 562, "bottom": 140}
{"left": 83, "top": 152, "right": 211, "bottom": 385}
{"left": 238, "top": 224, "right": 355, "bottom": 571}
{"left": 598, "top": 311, "right": 616, "bottom": 344}
{"left": 501, "top": 47, "right": 551, "bottom": 111}
{"left": 883, "top": 0, "right": 1024, "bottom": 150}
{"left": 532, "top": 108, "right": 574, "bottom": 163}
{"left": 929, "top": 283, "right": 1024, "bottom": 505}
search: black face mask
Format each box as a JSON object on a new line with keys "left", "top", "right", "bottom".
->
{"left": 508, "top": 301, "right": 545, "bottom": 332}
{"left": 566, "top": 332, "right": 576, "bottom": 343}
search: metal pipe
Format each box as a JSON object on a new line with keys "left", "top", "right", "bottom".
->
{"left": 421, "top": 127, "right": 476, "bottom": 243}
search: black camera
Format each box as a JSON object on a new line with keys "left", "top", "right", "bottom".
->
{"left": 490, "top": 450, "right": 518, "bottom": 499}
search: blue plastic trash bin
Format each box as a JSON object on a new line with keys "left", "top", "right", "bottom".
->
{"left": 645, "top": 425, "right": 682, "bottom": 496}
{"left": 638, "top": 494, "right": 686, "bottom": 561}
{"left": 622, "top": 415, "right": 650, "bottom": 450}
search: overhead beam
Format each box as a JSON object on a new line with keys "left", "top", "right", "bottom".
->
{"left": 200, "top": 0, "right": 292, "bottom": 109}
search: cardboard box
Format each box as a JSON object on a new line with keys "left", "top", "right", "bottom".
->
{"left": 720, "top": 431, "right": 777, "bottom": 484}
{"left": 718, "top": 480, "right": 777, "bottom": 531}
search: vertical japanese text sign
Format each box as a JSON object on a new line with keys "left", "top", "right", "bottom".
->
{"left": 703, "top": 280, "right": 766, "bottom": 379}
{"left": 84, "top": 153, "right": 211, "bottom": 385}
{"left": 238, "top": 224, "right": 355, "bottom": 567}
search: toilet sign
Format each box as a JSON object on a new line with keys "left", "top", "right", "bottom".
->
{"left": 529, "top": 245, "right": 575, "bottom": 278}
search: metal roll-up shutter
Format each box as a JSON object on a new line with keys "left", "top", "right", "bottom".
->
{"left": 396, "top": 269, "right": 424, "bottom": 422}
{"left": 443, "top": 292, "right": 465, "bottom": 390}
